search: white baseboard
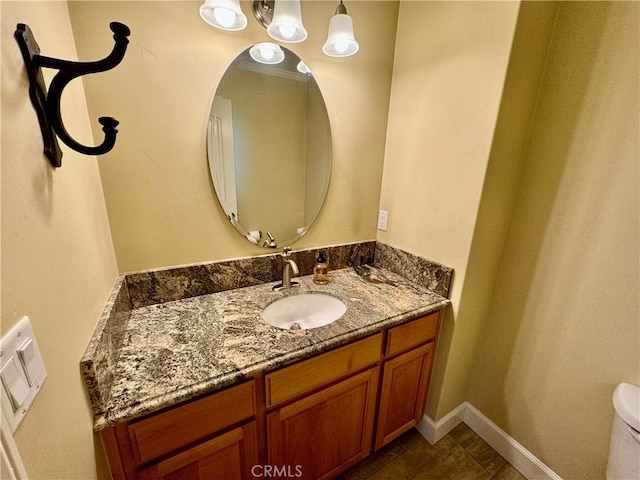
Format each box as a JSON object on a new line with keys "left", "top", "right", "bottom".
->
{"left": 416, "top": 402, "right": 562, "bottom": 480}
{"left": 416, "top": 403, "right": 465, "bottom": 445}
{"left": 462, "top": 403, "right": 562, "bottom": 480}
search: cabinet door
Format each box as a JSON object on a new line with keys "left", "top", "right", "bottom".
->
{"left": 267, "top": 368, "right": 379, "bottom": 480}
{"left": 138, "top": 421, "right": 259, "bottom": 480}
{"left": 375, "top": 343, "right": 434, "bottom": 450}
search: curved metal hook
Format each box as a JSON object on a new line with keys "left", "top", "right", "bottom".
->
{"left": 15, "top": 22, "right": 130, "bottom": 166}
{"left": 38, "top": 22, "right": 130, "bottom": 156}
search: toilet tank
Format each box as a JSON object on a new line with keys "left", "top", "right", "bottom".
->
{"left": 606, "top": 383, "right": 640, "bottom": 480}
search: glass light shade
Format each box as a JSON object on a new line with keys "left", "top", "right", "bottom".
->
{"left": 200, "top": 0, "right": 247, "bottom": 31}
{"left": 322, "top": 13, "right": 359, "bottom": 57}
{"left": 267, "top": 0, "right": 308, "bottom": 43}
{"left": 250, "top": 42, "right": 285, "bottom": 64}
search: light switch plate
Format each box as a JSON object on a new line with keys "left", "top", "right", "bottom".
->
{"left": 0, "top": 316, "right": 47, "bottom": 433}
{"left": 17, "top": 338, "right": 40, "bottom": 386}
{"left": 378, "top": 210, "right": 389, "bottom": 231}
{"left": 0, "top": 358, "right": 30, "bottom": 410}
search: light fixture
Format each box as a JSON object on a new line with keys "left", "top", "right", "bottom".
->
{"left": 199, "top": 0, "right": 248, "bottom": 31}
{"left": 250, "top": 42, "right": 285, "bottom": 64}
{"left": 322, "top": 1, "right": 359, "bottom": 57}
{"left": 266, "top": 0, "right": 308, "bottom": 43}
{"left": 199, "top": 0, "right": 359, "bottom": 58}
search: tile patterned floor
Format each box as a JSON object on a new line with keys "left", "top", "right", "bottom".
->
{"left": 338, "top": 423, "right": 527, "bottom": 480}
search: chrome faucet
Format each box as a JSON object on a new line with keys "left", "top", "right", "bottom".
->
{"left": 273, "top": 247, "right": 300, "bottom": 291}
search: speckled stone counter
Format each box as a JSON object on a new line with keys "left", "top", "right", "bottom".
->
{"left": 88, "top": 267, "right": 448, "bottom": 431}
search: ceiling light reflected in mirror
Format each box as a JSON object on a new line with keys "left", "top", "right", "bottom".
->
{"left": 296, "top": 60, "right": 311, "bottom": 74}
{"left": 250, "top": 42, "right": 285, "bottom": 64}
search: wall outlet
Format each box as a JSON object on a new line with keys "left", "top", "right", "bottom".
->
{"left": 378, "top": 210, "right": 389, "bottom": 231}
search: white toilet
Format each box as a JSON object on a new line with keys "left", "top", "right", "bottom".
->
{"left": 607, "top": 382, "right": 640, "bottom": 479}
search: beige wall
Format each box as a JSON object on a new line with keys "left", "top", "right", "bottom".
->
{"left": 378, "top": 1, "right": 521, "bottom": 419}
{"left": 467, "top": 2, "right": 640, "bottom": 478}
{"left": 382, "top": 2, "right": 639, "bottom": 477}
{"left": 439, "top": 0, "right": 559, "bottom": 420}
{"left": 1, "top": 2, "right": 118, "bottom": 479}
{"left": 68, "top": 1, "right": 399, "bottom": 272}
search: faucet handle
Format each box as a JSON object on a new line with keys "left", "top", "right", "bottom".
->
{"left": 282, "top": 247, "right": 292, "bottom": 257}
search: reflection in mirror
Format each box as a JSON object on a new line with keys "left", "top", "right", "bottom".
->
{"left": 208, "top": 44, "right": 332, "bottom": 248}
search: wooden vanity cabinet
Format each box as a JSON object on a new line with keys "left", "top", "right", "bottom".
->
{"left": 101, "top": 380, "right": 260, "bottom": 480}
{"left": 375, "top": 312, "right": 439, "bottom": 450}
{"left": 375, "top": 343, "right": 434, "bottom": 449}
{"left": 267, "top": 368, "right": 379, "bottom": 480}
{"left": 136, "top": 421, "right": 259, "bottom": 480}
{"left": 101, "top": 311, "right": 442, "bottom": 480}
{"left": 265, "top": 335, "right": 383, "bottom": 480}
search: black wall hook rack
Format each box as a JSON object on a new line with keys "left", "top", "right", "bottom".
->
{"left": 14, "top": 22, "right": 130, "bottom": 167}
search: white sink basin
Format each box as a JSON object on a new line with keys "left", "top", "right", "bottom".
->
{"left": 262, "top": 293, "right": 347, "bottom": 330}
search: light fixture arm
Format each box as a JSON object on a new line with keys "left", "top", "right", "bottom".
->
{"left": 252, "top": 0, "right": 275, "bottom": 28}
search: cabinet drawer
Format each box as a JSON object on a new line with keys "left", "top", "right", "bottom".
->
{"left": 265, "top": 333, "right": 383, "bottom": 408}
{"left": 128, "top": 380, "right": 256, "bottom": 465}
{"left": 385, "top": 312, "right": 439, "bottom": 357}
{"left": 138, "top": 421, "right": 259, "bottom": 480}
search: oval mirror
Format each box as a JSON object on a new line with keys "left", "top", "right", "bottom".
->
{"left": 207, "top": 44, "right": 332, "bottom": 248}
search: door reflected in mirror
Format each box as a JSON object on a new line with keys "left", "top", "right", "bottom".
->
{"left": 208, "top": 44, "right": 332, "bottom": 248}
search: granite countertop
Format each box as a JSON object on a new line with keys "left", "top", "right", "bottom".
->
{"left": 92, "top": 266, "right": 449, "bottom": 430}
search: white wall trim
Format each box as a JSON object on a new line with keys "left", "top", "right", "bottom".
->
{"left": 463, "top": 402, "right": 563, "bottom": 480}
{"left": 1, "top": 419, "right": 27, "bottom": 479}
{"left": 416, "top": 403, "right": 465, "bottom": 445}
{"left": 416, "top": 402, "right": 562, "bottom": 480}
